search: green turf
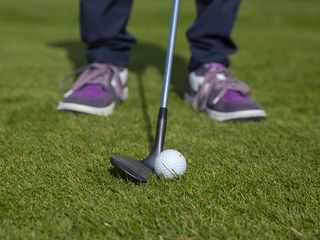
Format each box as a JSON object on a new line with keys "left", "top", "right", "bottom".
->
{"left": 0, "top": 0, "right": 319, "bottom": 239}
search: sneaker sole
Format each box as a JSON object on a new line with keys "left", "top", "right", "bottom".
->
{"left": 57, "top": 87, "right": 128, "bottom": 116}
{"left": 57, "top": 101, "right": 116, "bottom": 116}
{"left": 184, "top": 93, "right": 266, "bottom": 121}
{"left": 206, "top": 108, "right": 266, "bottom": 121}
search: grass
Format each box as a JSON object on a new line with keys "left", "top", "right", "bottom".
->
{"left": 0, "top": 0, "right": 319, "bottom": 239}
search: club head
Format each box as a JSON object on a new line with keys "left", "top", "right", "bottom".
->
{"left": 110, "top": 155, "right": 153, "bottom": 183}
{"left": 110, "top": 107, "right": 167, "bottom": 183}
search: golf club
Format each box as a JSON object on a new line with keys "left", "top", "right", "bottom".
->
{"left": 110, "top": 0, "right": 181, "bottom": 183}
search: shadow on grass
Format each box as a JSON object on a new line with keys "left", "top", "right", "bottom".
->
{"left": 49, "top": 40, "right": 188, "bottom": 147}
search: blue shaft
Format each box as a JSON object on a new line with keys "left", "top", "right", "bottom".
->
{"left": 160, "top": 0, "right": 181, "bottom": 108}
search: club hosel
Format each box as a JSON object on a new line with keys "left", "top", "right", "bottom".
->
{"left": 154, "top": 107, "right": 167, "bottom": 149}
{"left": 143, "top": 107, "right": 167, "bottom": 169}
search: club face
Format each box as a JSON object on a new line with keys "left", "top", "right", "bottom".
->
{"left": 110, "top": 155, "right": 152, "bottom": 183}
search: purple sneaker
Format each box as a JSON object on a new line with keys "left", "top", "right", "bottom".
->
{"left": 57, "top": 63, "right": 128, "bottom": 116}
{"left": 185, "top": 63, "right": 266, "bottom": 121}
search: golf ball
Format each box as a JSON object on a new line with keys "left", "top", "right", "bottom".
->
{"left": 154, "top": 149, "right": 187, "bottom": 179}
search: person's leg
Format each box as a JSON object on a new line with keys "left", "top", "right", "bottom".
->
{"left": 185, "top": 0, "right": 266, "bottom": 121}
{"left": 58, "top": 0, "right": 135, "bottom": 116}
{"left": 187, "top": 0, "right": 240, "bottom": 71}
{"left": 80, "top": 0, "right": 136, "bottom": 66}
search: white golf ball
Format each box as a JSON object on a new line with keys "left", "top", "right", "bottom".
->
{"left": 154, "top": 149, "right": 187, "bottom": 179}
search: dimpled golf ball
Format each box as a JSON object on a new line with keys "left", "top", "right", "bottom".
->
{"left": 154, "top": 149, "right": 187, "bottom": 179}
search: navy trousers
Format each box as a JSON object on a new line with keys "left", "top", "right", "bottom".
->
{"left": 80, "top": 0, "right": 240, "bottom": 71}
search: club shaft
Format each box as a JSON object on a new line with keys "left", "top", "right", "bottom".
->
{"left": 160, "top": 0, "right": 181, "bottom": 108}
